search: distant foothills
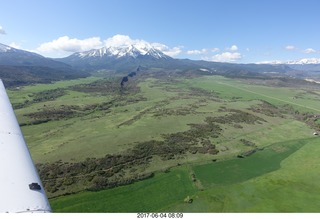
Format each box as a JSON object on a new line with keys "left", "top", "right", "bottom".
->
{"left": 1, "top": 42, "right": 320, "bottom": 87}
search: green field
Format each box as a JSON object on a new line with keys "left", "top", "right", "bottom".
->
{"left": 50, "top": 137, "right": 320, "bottom": 212}
{"left": 8, "top": 72, "right": 320, "bottom": 212}
{"left": 50, "top": 167, "right": 197, "bottom": 212}
{"left": 192, "top": 139, "right": 308, "bottom": 187}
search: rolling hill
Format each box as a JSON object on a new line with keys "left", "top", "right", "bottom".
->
{"left": 0, "top": 43, "right": 89, "bottom": 87}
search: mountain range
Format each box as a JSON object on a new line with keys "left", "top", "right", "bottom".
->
{"left": 57, "top": 42, "right": 178, "bottom": 71}
{"left": 0, "top": 43, "right": 89, "bottom": 86}
{"left": 0, "top": 43, "right": 70, "bottom": 68}
{"left": 57, "top": 42, "right": 294, "bottom": 75}
{"left": 0, "top": 42, "right": 319, "bottom": 86}
{"left": 258, "top": 58, "right": 320, "bottom": 73}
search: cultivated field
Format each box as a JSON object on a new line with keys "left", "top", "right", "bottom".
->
{"left": 8, "top": 69, "right": 320, "bottom": 212}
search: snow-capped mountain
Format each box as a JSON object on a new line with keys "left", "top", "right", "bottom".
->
{"left": 256, "top": 58, "right": 320, "bottom": 73}
{"left": 258, "top": 58, "right": 320, "bottom": 65}
{"left": 75, "top": 43, "right": 170, "bottom": 60}
{"left": 59, "top": 43, "right": 173, "bottom": 71}
{"left": 285, "top": 58, "right": 320, "bottom": 65}
{"left": 281, "top": 58, "right": 320, "bottom": 73}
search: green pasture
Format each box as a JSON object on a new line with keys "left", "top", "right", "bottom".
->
{"left": 188, "top": 76, "right": 320, "bottom": 113}
{"left": 192, "top": 138, "right": 309, "bottom": 187}
{"left": 19, "top": 77, "right": 314, "bottom": 164}
{"left": 7, "top": 76, "right": 100, "bottom": 105}
{"left": 17, "top": 77, "right": 218, "bottom": 163}
{"left": 50, "top": 167, "right": 197, "bottom": 212}
{"left": 9, "top": 74, "right": 319, "bottom": 164}
{"left": 6, "top": 74, "right": 320, "bottom": 212}
{"left": 215, "top": 119, "right": 313, "bottom": 151}
{"left": 183, "top": 137, "right": 320, "bottom": 212}
{"left": 50, "top": 137, "right": 320, "bottom": 212}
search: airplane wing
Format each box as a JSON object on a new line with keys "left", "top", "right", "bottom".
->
{"left": 0, "top": 79, "right": 51, "bottom": 213}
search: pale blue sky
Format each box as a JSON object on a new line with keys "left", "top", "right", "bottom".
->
{"left": 0, "top": 0, "right": 319, "bottom": 63}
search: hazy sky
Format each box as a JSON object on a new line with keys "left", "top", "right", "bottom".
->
{"left": 1, "top": 0, "right": 319, "bottom": 63}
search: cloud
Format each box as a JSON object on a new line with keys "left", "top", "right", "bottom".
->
{"left": 151, "top": 42, "right": 182, "bottom": 57}
{"left": 227, "top": 45, "right": 238, "bottom": 51}
{"left": 0, "top": 26, "right": 6, "bottom": 34}
{"left": 9, "top": 42, "right": 21, "bottom": 49}
{"left": 104, "top": 35, "right": 182, "bottom": 57}
{"left": 164, "top": 46, "right": 183, "bottom": 57}
{"left": 37, "top": 36, "right": 103, "bottom": 53}
{"left": 186, "top": 46, "right": 242, "bottom": 62}
{"left": 37, "top": 34, "right": 182, "bottom": 58}
{"left": 187, "top": 48, "right": 208, "bottom": 55}
{"left": 187, "top": 47, "right": 221, "bottom": 55}
{"left": 210, "top": 52, "right": 242, "bottom": 62}
{"left": 212, "top": 48, "right": 220, "bottom": 53}
{"left": 285, "top": 45, "right": 296, "bottom": 50}
{"left": 104, "top": 34, "right": 138, "bottom": 47}
{"left": 303, "top": 48, "right": 316, "bottom": 54}
{"left": 256, "top": 60, "right": 284, "bottom": 64}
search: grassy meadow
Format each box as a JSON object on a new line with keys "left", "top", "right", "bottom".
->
{"left": 7, "top": 71, "right": 320, "bottom": 212}
{"left": 50, "top": 137, "right": 320, "bottom": 212}
{"left": 50, "top": 166, "right": 197, "bottom": 212}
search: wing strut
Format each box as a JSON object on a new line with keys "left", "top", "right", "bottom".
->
{"left": 0, "top": 80, "right": 51, "bottom": 213}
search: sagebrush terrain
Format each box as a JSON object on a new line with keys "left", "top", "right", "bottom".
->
{"left": 8, "top": 69, "right": 320, "bottom": 212}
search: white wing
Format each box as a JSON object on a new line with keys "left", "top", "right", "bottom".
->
{"left": 0, "top": 80, "right": 51, "bottom": 213}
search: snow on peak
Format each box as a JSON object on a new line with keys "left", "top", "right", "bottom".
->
{"left": 76, "top": 41, "right": 169, "bottom": 59}
{"left": 0, "top": 43, "right": 12, "bottom": 52}
{"left": 258, "top": 58, "right": 320, "bottom": 65}
{"left": 286, "top": 58, "right": 320, "bottom": 65}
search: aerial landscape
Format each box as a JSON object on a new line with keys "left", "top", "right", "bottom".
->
{"left": 1, "top": 0, "right": 320, "bottom": 213}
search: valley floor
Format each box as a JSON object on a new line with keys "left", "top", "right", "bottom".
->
{"left": 8, "top": 70, "right": 320, "bottom": 212}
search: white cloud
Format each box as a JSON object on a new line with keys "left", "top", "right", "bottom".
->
{"left": 186, "top": 46, "right": 242, "bottom": 62}
{"left": 212, "top": 48, "right": 220, "bottom": 53}
{"left": 104, "top": 35, "right": 182, "bottom": 57}
{"left": 0, "top": 26, "right": 6, "bottom": 34}
{"left": 151, "top": 42, "right": 182, "bottom": 57}
{"left": 36, "top": 34, "right": 182, "bottom": 58}
{"left": 165, "top": 46, "right": 183, "bottom": 57}
{"left": 227, "top": 45, "right": 238, "bottom": 51}
{"left": 285, "top": 45, "right": 296, "bottom": 50}
{"left": 210, "top": 52, "right": 242, "bottom": 62}
{"left": 187, "top": 48, "right": 208, "bottom": 55}
{"left": 9, "top": 42, "right": 21, "bottom": 49}
{"left": 37, "top": 36, "right": 103, "bottom": 53}
{"left": 104, "top": 34, "right": 139, "bottom": 47}
{"left": 303, "top": 48, "right": 316, "bottom": 54}
{"left": 256, "top": 60, "right": 284, "bottom": 64}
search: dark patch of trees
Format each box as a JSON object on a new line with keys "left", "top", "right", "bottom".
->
{"left": 206, "top": 109, "right": 267, "bottom": 125}
{"left": 38, "top": 153, "right": 154, "bottom": 195}
{"left": 13, "top": 88, "right": 67, "bottom": 109}
{"left": 22, "top": 101, "right": 113, "bottom": 125}
{"left": 249, "top": 101, "right": 283, "bottom": 118}
{"left": 240, "top": 139, "right": 256, "bottom": 147}
{"left": 237, "top": 148, "right": 258, "bottom": 158}
{"left": 121, "top": 69, "right": 139, "bottom": 87}
{"left": 120, "top": 76, "right": 128, "bottom": 87}
{"left": 37, "top": 117, "right": 224, "bottom": 197}
{"left": 32, "top": 88, "right": 66, "bottom": 103}
{"left": 282, "top": 104, "right": 320, "bottom": 132}
{"left": 128, "top": 72, "right": 136, "bottom": 77}
{"left": 71, "top": 77, "right": 141, "bottom": 96}
{"left": 71, "top": 78, "right": 124, "bottom": 94}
